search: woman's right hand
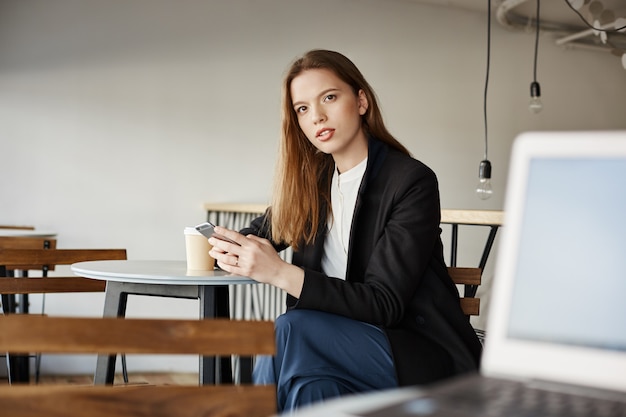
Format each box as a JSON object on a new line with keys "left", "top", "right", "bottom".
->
{"left": 209, "top": 226, "right": 305, "bottom": 298}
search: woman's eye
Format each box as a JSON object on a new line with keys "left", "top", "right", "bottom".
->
{"left": 323, "top": 94, "right": 336, "bottom": 102}
{"left": 295, "top": 106, "right": 307, "bottom": 114}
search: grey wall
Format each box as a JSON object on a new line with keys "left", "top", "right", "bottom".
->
{"left": 1, "top": 0, "right": 625, "bottom": 374}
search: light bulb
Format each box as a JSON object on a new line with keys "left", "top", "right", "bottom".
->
{"left": 529, "top": 81, "right": 543, "bottom": 114}
{"left": 529, "top": 97, "right": 543, "bottom": 113}
{"left": 476, "top": 160, "right": 493, "bottom": 200}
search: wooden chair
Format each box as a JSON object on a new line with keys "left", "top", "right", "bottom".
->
{"left": 0, "top": 248, "right": 126, "bottom": 284}
{"left": 0, "top": 237, "right": 57, "bottom": 262}
{"left": 447, "top": 266, "right": 481, "bottom": 317}
{"left": 0, "top": 238, "right": 59, "bottom": 384}
{"left": 447, "top": 266, "right": 485, "bottom": 345}
{"left": 0, "top": 248, "right": 127, "bottom": 384}
{"left": 0, "top": 237, "right": 58, "bottom": 314}
{"left": 0, "top": 315, "right": 276, "bottom": 417}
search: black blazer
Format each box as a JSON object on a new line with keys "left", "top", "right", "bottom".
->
{"left": 242, "top": 138, "right": 482, "bottom": 385}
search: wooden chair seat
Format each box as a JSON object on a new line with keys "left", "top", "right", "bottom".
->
{"left": 0, "top": 315, "right": 276, "bottom": 417}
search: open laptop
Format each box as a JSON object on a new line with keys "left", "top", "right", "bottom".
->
{"left": 359, "top": 130, "right": 626, "bottom": 416}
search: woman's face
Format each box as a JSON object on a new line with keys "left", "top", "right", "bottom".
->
{"left": 290, "top": 68, "right": 368, "bottom": 171}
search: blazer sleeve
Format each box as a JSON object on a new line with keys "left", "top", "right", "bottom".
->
{"left": 239, "top": 209, "right": 290, "bottom": 254}
{"left": 293, "top": 156, "right": 447, "bottom": 327}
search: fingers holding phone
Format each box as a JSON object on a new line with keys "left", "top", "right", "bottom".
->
{"left": 195, "top": 223, "right": 243, "bottom": 271}
{"left": 195, "top": 222, "right": 240, "bottom": 246}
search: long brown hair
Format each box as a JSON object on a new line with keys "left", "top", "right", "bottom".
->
{"left": 270, "top": 49, "right": 410, "bottom": 249}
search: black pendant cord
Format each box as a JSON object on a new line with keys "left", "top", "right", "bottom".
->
{"left": 529, "top": 0, "right": 542, "bottom": 113}
{"left": 483, "top": 0, "right": 491, "bottom": 162}
{"left": 533, "top": 0, "right": 540, "bottom": 84}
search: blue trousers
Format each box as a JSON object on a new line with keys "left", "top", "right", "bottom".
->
{"left": 253, "top": 309, "right": 398, "bottom": 412}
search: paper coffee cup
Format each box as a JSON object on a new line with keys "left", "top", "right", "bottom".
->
{"left": 184, "top": 227, "right": 215, "bottom": 271}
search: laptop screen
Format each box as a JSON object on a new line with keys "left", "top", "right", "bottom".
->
{"left": 507, "top": 157, "right": 626, "bottom": 352}
{"left": 482, "top": 131, "right": 626, "bottom": 392}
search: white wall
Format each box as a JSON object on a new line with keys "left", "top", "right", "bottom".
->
{"left": 1, "top": 0, "right": 625, "bottom": 374}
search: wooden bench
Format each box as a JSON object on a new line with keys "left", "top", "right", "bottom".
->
{"left": 0, "top": 315, "right": 276, "bottom": 417}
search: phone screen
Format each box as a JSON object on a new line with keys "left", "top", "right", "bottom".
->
{"left": 195, "top": 222, "right": 240, "bottom": 245}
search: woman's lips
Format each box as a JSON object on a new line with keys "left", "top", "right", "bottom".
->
{"left": 316, "top": 128, "right": 335, "bottom": 141}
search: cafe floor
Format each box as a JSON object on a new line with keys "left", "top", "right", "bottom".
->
{"left": 1, "top": 372, "right": 198, "bottom": 386}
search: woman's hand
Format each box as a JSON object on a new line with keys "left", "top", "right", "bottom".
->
{"left": 208, "top": 226, "right": 304, "bottom": 298}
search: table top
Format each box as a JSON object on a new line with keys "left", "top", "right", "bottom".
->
{"left": 0, "top": 230, "right": 57, "bottom": 238}
{"left": 440, "top": 209, "right": 504, "bottom": 226}
{"left": 71, "top": 260, "right": 255, "bottom": 285}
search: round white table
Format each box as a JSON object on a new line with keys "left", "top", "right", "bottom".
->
{"left": 71, "top": 260, "right": 255, "bottom": 386}
{"left": 71, "top": 260, "right": 253, "bottom": 285}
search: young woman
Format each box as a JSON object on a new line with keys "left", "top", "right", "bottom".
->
{"left": 208, "top": 49, "right": 482, "bottom": 412}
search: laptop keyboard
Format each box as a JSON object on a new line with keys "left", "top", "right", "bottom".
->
{"left": 359, "top": 376, "right": 626, "bottom": 417}
{"left": 441, "top": 377, "right": 626, "bottom": 417}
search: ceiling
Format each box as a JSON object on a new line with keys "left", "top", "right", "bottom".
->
{"left": 409, "top": 0, "right": 626, "bottom": 53}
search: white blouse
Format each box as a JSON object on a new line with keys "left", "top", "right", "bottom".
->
{"left": 321, "top": 157, "right": 368, "bottom": 280}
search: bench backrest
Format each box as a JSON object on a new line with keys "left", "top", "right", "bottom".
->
{"left": 0, "top": 315, "right": 276, "bottom": 417}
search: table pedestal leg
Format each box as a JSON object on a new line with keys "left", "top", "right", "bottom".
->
{"left": 92, "top": 280, "right": 242, "bottom": 386}
{"left": 199, "top": 285, "right": 232, "bottom": 384}
{"left": 94, "top": 283, "right": 127, "bottom": 385}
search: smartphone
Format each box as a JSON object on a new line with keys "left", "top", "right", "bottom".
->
{"left": 195, "top": 222, "right": 240, "bottom": 246}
